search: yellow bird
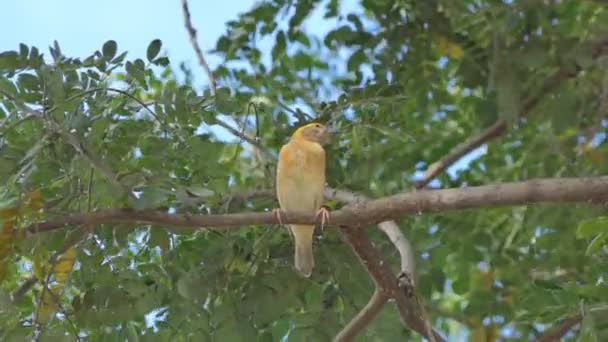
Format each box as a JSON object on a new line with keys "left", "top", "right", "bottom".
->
{"left": 276, "top": 123, "right": 331, "bottom": 277}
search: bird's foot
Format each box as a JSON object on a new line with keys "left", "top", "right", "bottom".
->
{"left": 315, "top": 205, "right": 331, "bottom": 232}
{"left": 272, "top": 208, "right": 286, "bottom": 225}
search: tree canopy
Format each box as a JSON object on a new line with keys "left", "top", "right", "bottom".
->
{"left": 1, "top": 0, "right": 608, "bottom": 341}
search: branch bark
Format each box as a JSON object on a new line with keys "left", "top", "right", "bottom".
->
{"left": 334, "top": 289, "right": 388, "bottom": 342}
{"left": 339, "top": 226, "right": 445, "bottom": 341}
{"left": 24, "top": 176, "right": 608, "bottom": 235}
{"left": 415, "top": 37, "right": 608, "bottom": 189}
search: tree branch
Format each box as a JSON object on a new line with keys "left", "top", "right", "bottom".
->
{"left": 326, "top": 188, "right": 416, "bottom": 286}
{"left": 10, "top": 276, "right": 38, "bottom": 303}
{"left": 415, "top": 37, "right": 608, "bottom": 189}
{"left": 339, "top": 226, "right": 445, "bottom": 341}
{"left": 536, "top": 314, "right": 582, "bottom": 342}
{"left": 180, "top": 0, "right": 217, "bottom": 96}
{"left": 214, "top": 116, "right": 274, "bottom": 160}
{"left": 334, "top": 289, "right": 388, "bottom": 342}
{"left": 23, "top": 176, "right": 608, "bottom": 233}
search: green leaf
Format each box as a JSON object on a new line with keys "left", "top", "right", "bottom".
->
{"left": 215, "top": 87, "right": 241, "bottom": 113}
{"left": 112, "top": 51, "right": 128, "bottom": 64}
{"left": 0, "top": 51, "right": 19, "bottom": 71}
{"left": 19, "top": 43, "right": 29, "bottom": 59}
{"left": 185, "top": 187, "right": 215, "bottom": 198}
{"left": 147, "top": 39, "right": 162, "bottom": 62}
{"left": 17, "top": 73, "right": 39, "bottom": 91}
{"left": 585, "top": 233, "right": 608, "bottom": 256}
{"left": 347, "top": 48, "right": 366, "bottom": 73}
{"left": 102, "top": 40, "right": 118, "bottom": 60}
{"left": 132, "top": 186, "right": 169, "bottom": 210}
{"left": 272, "top": 31, "right": 286, "bottom": 62}
{"left": 576, "top": 217, "right": 608, "bottom": 239}
{"left": 153, "top": 56, "right": 170, "bottom": 67}
{"left": 579, "top": 312, "right": 598, "bottom": 342}
{"left": 0, "top": 77, "right": 17, "bottom": 96}
{"left": 495, "top": 60, "right": 519, "bottom": 122}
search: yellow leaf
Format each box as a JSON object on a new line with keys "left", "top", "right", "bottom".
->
{"left": 0, "top": 207, "right": 18, "bottom": 219}
{"left": 34, "top": 248, "right": 77, "bottom": 325}
{"left": 449, "top": 45, "right": 464, "bottom": 59}
{"left": 469, "top": 325, "right": 497, "bottom": 342}
{"left": 0, "top": 192, "right": 43, "bottom": 281}
{"left": 32, "top": 254, "right": 46, "bottom": 281}
{"left": 587, "top": 150, "right": 604, "bottom": 166}
{"left": 35, "top": 284, "right": 61, "bottom": 324}
{"left": 432, "top": 33, "right": 464, "bottom": 60}
{"left": 53, "top": 248, "right": 77, "bottom": 285}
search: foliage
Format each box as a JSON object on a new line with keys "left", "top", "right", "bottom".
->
{"left": 1, "top": 0, "right": 608, "bottom": 340}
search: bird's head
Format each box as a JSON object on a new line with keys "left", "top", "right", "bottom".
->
{"left": 292, "top": 122, "right": 331, "bottom": 145}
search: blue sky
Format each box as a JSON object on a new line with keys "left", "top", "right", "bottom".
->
{"left": 0, "top": 0, "right": 250, "bottom": 74}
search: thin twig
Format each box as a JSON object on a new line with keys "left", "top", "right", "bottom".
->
{"left": 214, "top": 116, "right": 274, "bottom": 159}
{"left": 181, "top": 0, "right": 217, "bottom": 96}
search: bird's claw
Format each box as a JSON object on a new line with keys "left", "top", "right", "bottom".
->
{"left": 273, "top": 208, "right": 285, "bottom": 225}
{"left": 315, "top": 205, "right": 331, "bottom": 232}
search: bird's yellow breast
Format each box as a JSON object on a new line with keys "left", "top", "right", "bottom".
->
{"left": 276, "top": 139, "right": 326, "bottom": 212}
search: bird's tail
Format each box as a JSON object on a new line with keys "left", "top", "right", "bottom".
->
{"left": 290, "top": 225, "right": 315, "bottom": 277}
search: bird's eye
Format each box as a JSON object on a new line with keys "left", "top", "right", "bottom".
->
{"left": 315, "top": 124, "right": 321, "bottom": 128}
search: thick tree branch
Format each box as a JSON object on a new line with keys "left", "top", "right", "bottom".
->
{"left": 180, "top": 0, "right": 217, "bottom": 96}
{"left": 415, "top": 37, "right": 608, "bottom": 189}
{"left": 334, "top": 289, "right": 388, "bottom": 342}
{"left": 339, "top": 226, "right": 445, "bottom": 341}
{"left": 24, "top": 176, "right": 608, "bottom": 233}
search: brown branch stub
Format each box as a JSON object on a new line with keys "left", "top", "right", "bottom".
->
{"left": 23, "top": 176, "right": 608, "bottom": 235}
{"left": 339, "top": 226, "right": 445, "bottom": 341}
{"left": 10, "top": 276, "right": 38, "bottom": 303}
{"left": 181, "top": 0, "right": 217, "bottom": 96}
